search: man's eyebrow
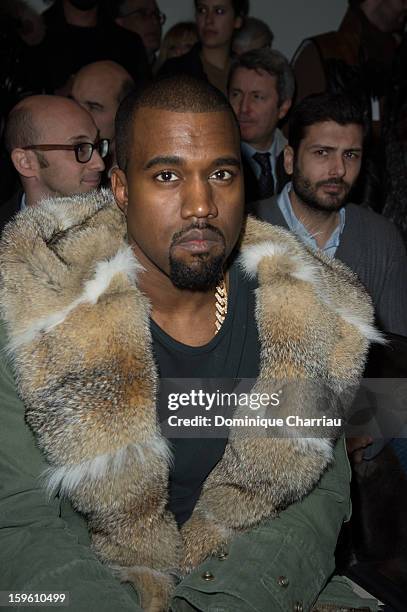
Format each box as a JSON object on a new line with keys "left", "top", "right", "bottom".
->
{"left": 144, "top": 156, "right": 183, "bottom": 170}
{"left": 308, "top": 144, "right": 362, "bottom": 152}
{"left": 308, "top": 144, "right": 336, "bottom": 150}
{"left": 144, "top": 156, "right": 241, "bottom": 170}
{"left": 212, "top": 157, "right": 241, "bottom": 168}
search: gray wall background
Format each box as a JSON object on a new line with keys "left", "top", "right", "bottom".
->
{"left": 27, "top": 0, "right": 348, "bottom": 61}
{"left": 159, "top": 0, "right": 348, "bottom": 60}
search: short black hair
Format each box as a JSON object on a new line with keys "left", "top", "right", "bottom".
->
{"left": 288, "top": 92, "right": 369, "bottom": 152}
{"left": 194, "top": 0, "right": 249, "bottom": 18}
{"left": 115, "top": 75, "right": 238, "bottom": 170}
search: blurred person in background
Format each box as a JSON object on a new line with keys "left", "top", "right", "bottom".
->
{"left": 155, "top": 22, "right": 198, "bottom": 72}
{"left": 158, "top": 0, "right": 249, "bottom": 95}
{"left": 115, "top": 0, "right": 165, "bottom": 69}
{"left": 228, "top": 48, "right": 294, "bottom": 204}
{"left": 292, "top": 0, "right": 407, "bottom": 213}
{"left": 232, "top": 16, "right": 273, "bottom": 57}
{"left": 293, "top": 0, "right": 407, "bottom": 105}
{"left": 0, "top": 0, "right": 45, "bottom": 120}
{"left": 71, "top": 60, "right": 136, "bottom": 171}
{"left": 34, "top": 0, "right": 150, "bottom": 93}
{"left": 0, "top": 0, "right": 46, "bottom": 205}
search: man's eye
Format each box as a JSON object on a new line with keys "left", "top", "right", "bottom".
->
{"left": 314, "top": 149, "right": 328, "bottom": 156}
{"left": 344, "top": 151, "right": 359, "bottom": 160}
{"left": 210, "top": 169, "right": 234, "bottom": 181}
{"left": 155, "top": 171, "right": 178, "bottom": 182}
{"left": 196, "top": 6, "right": 207, "bottom": 14}
{"left": 215, "top": 7, "right": 226, "bottom": 14}
{"left": 88, "top": 103, "right": 103, "bottom": 112}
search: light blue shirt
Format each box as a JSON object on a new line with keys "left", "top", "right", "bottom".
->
{"left": 277, "top": 182, "right": 346, "bottom": 258}
{"left": 241, "top": 128, "right": 287, "bottom": 187}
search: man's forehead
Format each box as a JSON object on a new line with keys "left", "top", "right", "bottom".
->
{"left": 232, "top": 67, "right": 277, "bottom": 88}
{"left": 198, "top": 0, "right": 234, "bottom": 9}
{"left": 40, "top": 111, "right": 98, "bottom": 142}
{"left": 74, "top": 72, "right": 119, "bottom": 98}
{"left": 302, "top": 121, "right": 363, "bottom": 143}
{"left": 132, "top": 107, "right": 238, "bottom": 140}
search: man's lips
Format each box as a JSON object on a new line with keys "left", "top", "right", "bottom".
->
{"left": 173, "top": 229, "right": 223, "bottom": 253}
{"left": 238, "top": 119, "right": 255, "bottom": 127}
{"left": 82, "top": 174, "right": 101, "bottom": 185}
{"left": 319, "top": 182, "right": 345, "bottom": 193}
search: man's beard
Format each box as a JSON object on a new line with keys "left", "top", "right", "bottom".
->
{"left": 292, "top": 164, "right": 351, "bottom": 213}
{"left": 169, "top": 223, "right": 226, "bottom": 291}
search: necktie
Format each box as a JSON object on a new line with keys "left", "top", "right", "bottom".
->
{"left": 252, "top": 152, "right": 275, "bottom": 199}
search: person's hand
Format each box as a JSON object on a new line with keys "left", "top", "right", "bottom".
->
{"left": 346, "top": 435, "right": 373, "bottom": 464}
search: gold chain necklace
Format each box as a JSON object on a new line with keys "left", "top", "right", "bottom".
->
{"left": 214, "top": 277, "right": 228, "bottom": 334}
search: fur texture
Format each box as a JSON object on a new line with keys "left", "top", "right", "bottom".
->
{"left": 0, "top": 190, "right": 377, "bottom": 610}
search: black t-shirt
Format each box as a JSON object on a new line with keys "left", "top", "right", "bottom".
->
{"left": 36, "top": 5, "right": 150, "bottom": 92}
{"left": 151, "top": 259, "right": 260, "bottom": 525}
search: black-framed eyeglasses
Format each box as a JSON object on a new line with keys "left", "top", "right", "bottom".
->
{"left": 22, "top": 139, "right": 110, "bottom": 163}
{"left": 121, "top": 8, "right": 166, "bottom": 25}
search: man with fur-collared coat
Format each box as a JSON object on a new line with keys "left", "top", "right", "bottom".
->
{"left": 0, "top": 76, "right": 380, "bottom": 611}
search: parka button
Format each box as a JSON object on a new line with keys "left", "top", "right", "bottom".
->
{"left": 202, "top": 571, "right": 215, "bottom": 581}
{"left": 293, "top": 603, "right": 303, "bottom": 612}
{"left": 277, "top": 575, "right": 289, "bottom": 587}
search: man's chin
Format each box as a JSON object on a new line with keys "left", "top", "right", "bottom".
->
{"left": 169, "top": 253, "right": 225, "bottom": 291}
{"left": 312, "top": 189, "right": 348, "bottom": 212}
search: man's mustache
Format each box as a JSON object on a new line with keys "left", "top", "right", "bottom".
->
{"left": 170, "top": 223, "right": 226, "bottom": 247}
{"left": 316, "top": 178, "right": 349, "bottom": 188}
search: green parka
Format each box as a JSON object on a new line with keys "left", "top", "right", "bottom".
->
{"left": 0, "top": 319, "right": 377, "bottom": 611}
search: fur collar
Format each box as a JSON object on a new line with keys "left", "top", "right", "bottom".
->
{"left": 0, "top": 189, "right": 380, "bottom": 594}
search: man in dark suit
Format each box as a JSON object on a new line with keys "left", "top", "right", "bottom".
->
{"left": 228, "top": 48, "right": 294, "bottom": 205}
{"left": 1, "top": 95, "right": 107, "bottom": 233}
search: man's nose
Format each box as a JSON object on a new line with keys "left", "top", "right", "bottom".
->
{"left": 88, "top": 149, "right": 105, "bottom": 172}
{"left": 328, "top": 155, "right": 346, "bottom": 178}
{"left": 239, "top": 95, "right": 250, "bottom": 116}
{"left": 181, "top": 176, "right": 218, "bottom": 219}
{"left": 204, "top": 9, "right": 215, "bottom": 25}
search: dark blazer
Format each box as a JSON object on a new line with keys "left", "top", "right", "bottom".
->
{"left": 243, "top": 152, "right": 289, "bottom": 212}
{"left": 254, "top": 195, "right": 407, "bottom": 337}
{"left": 0, "top": 189, "right": 22, "bottom": 235}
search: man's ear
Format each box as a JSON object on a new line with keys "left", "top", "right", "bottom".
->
{"left": 278, "top": 97, "right": 292, "bottom": 121}
{"left": 115, "top": 16, "right": 125, "bottom": 28}
{"left": 111, "top": 168, "right": 128, "bottom": 215}
{"left": 11, "top": 148, "right": 39, "bottom": 178}
{"left": 283, "top": 145, "right": 294, "bottom": 176}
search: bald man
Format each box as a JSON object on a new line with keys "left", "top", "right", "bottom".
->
{"left": 1, "top": 95, "right": 108, "bottom": 232}
{"left": 71, "top": 61, "right": 136, "bottom": 169}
